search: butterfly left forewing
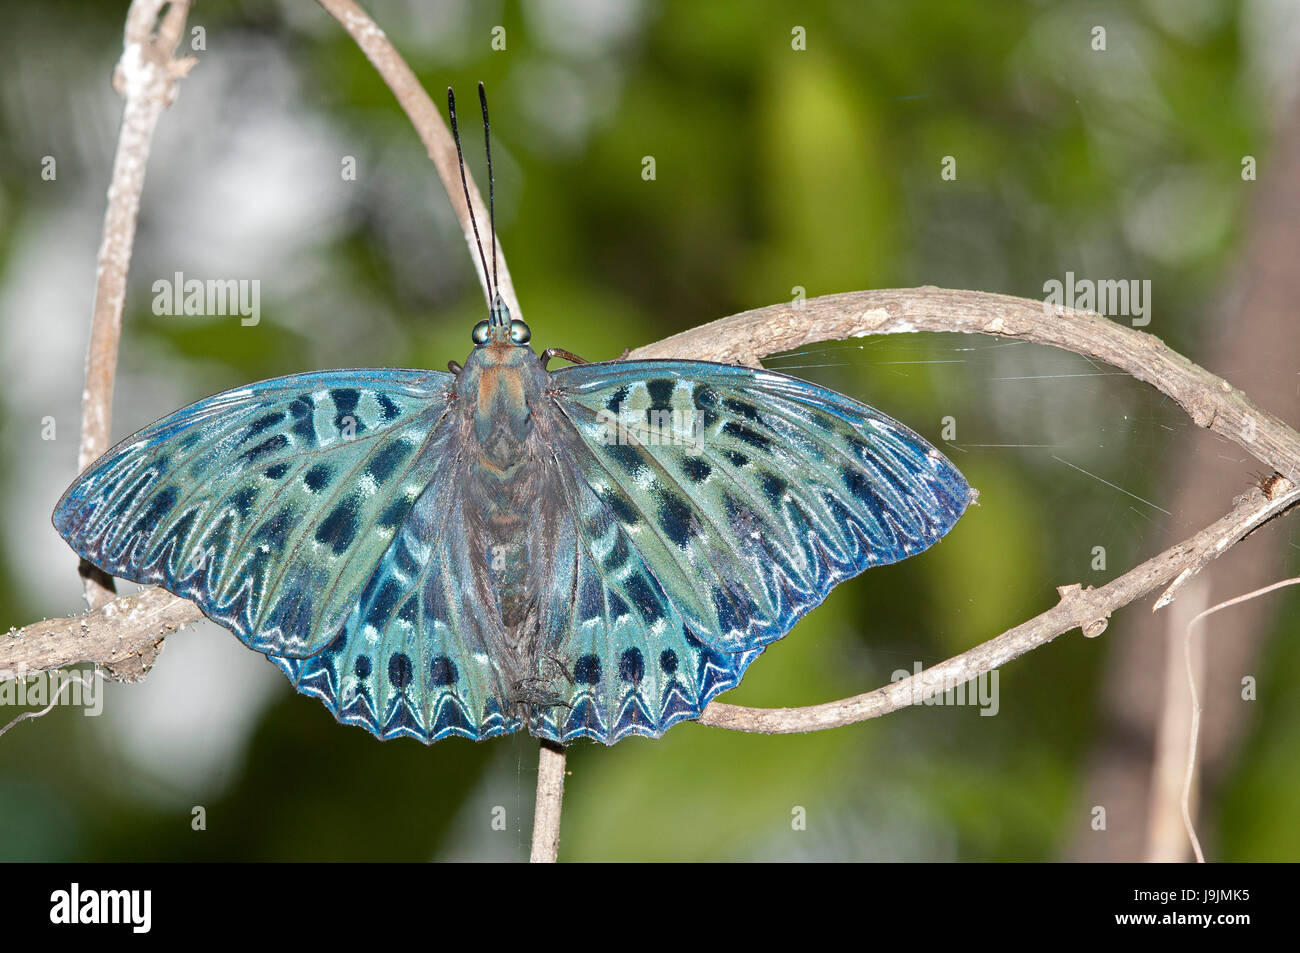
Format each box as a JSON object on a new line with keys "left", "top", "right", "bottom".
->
{"left": 53, "top": 368, "right": 455, "bottom": 659}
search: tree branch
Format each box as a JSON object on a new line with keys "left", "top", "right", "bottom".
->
{"left": 78, "top": 0, "right": 194, "bottom": 612}
{"left": 529, "top": 741, "right": 566, "bottom": 862}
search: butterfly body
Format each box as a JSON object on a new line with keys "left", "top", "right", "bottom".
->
{"left": 456, "top": 321, "right": 554, "bottom": 712}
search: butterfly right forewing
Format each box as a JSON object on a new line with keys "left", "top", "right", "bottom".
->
{"left": 526, "top": 358, "right": 970, "bottom": 744}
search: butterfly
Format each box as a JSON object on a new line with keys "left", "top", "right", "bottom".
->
{"left": 52, "top": 86, "right": 970, "bottom": 746}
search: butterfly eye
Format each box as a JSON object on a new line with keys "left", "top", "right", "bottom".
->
{"left": 471, "top": 321, "right": 490, "bottom": 346}
{"left": 509, "top": 320, "right": 531, "bottom": 345}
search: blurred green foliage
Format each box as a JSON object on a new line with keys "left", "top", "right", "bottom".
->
{"left": 0, "top": 0, "right": 1296, "bottom": 861}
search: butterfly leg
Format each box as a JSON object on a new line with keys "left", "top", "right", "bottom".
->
{"left": 511, "top": 677, "right": 572, "bottom": 711}
{"left": 540, "top": 347, "right": 588, "bottom": 369}
{"left": 447, "top": 360, "right": 463, "bottom": 374}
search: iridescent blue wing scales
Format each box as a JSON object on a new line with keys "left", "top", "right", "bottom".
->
{"left": 534, "top": 359, "right": 970, "bottom": 744}
{"left": 54, "top": 369, "right": 453, "bottom": 658}
{"left": 54, "top": 368, "right": 524, "bottom": 742}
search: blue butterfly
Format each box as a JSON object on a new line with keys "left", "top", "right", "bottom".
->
{"left": 52, "top": 88, "right": 970, "bottom": 746}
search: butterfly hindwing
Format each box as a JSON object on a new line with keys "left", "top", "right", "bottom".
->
{"left": 539, "top": 359, "right": 970, "bottom": 743}
{"left": 528, "top": 454, "right": 763, "bottom": 744}
{"left": 53, "top": 368, "right": 456, "bottom": 661}
{"left": 272, "top": 426, "right": 522, "bottom": 742}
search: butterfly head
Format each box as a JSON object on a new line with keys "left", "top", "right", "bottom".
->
{"left": 472, "top": 293, "right": 531, "bottom": 349}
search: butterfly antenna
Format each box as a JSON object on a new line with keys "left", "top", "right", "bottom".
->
{"left": 447, "top": 87, "right": 495, "bottom": 312}
{"left": 478, "top": 82, "right": 499, "bottom": 305}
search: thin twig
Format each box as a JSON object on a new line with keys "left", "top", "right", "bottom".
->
{"left": 78, "top": 0, "right": 195, "bottom": 612}
{"left": 0, "top": 673, "right": 98, "bottom": 740}
{"left": 1144, "top": 574, "right": 1207, "bottom": 863}
{"left": 313, "top": 0, "right": 520, "bottom": 317}
{"left": 1180, "top": 575, "right": 1300, "bottom": 863}
{"left": 530, "top": 741, "right": 566, "bottom": 862}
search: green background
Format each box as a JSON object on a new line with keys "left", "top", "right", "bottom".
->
{"left": 0, "top": 0, "right": 1296, "bottom": 861}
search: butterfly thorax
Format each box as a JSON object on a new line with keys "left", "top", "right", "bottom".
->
{"left": 455, "top": 343, "right": 557, "bottom": 705}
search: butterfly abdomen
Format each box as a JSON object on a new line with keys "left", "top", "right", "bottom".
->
{"left": 455, "top": 344, "right": 560, "bottom": 706}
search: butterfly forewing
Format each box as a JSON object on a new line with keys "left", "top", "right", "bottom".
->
{"left": 53, "top": 368, "right": 455, "bottom": 659}
{"left": 537, "top": 359, "right": 970, "bottom": 743}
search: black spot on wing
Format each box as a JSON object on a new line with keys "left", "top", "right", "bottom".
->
{"left": 253, "top": 506, "right": 294, "bottom": 546}
{"left": 230, "top": 486, "right": 258, "bottom": 519}
{"left": 607, "top": 591, "right": 631, "bottom": 620}
{"left": 843, "top": 467, "right": 879, "bottom": 504}
{"left": 659, "top": 649, "right": 678, "bottom": 675}
{"left": 378, "top": 498, "right": 413, "bottom": 530}
{"left": 292, "top": 417, "right": 316, "bottom": 444}
{"left": 242, "top": 433, "right": 287, "bottom": 464}
{"left": 330, "top": 388, "right": 360, "bottom": 417}
{"left": 388, "top": 652, "right": 413, "bottom": 690}
{"left": 366, "top": 439, "right": 413, "bottom": 483}
{"left": 430, "top": 655, "right": 458, "bottom": 686}
{"left": 646, "top": 379, "right": 675, "bottom": 411}
{"left": 365, "top": 577, "right": 403, "bottom": 629}
{"left": 247, "top": 412, "right": 285, "bottom": 437}
{"left": 681, "top": 457, "right": 712, "bottom": 483}
{"left": 722, "top": 420, "right": 771, "bottom": 451}
{"left": 656, "top": 490, "right": 698, "bottom": 547}
{"left": 288, "top": 396, "right": 312, "bottom": 419}
{"left": 574, "top": 654, "right": 602, "bottom": 685}
{"left": 604, "top": 385, "right": 629, "bottom": 413}
{"left": 354, "top": 655, "right": 371, "bottom": 679}
{"left": 722, "top": 397, "right": 761, "bottom": 422}
{"left": 692, "top": 383, "right": 718, "bottom": 409}
{"left": 624, "top": 573, "right": 665, "bottom": 624}
{"left": 264, "top": 463, "right": 290, "bottom": 480}
{"left": 600, "top": 488, "right": 643, "bottom": 527}
{"left": 602, "top": 531, "right": 631, "bottom": 572}
{"left": 618, "top": 647, "right": 645, "bottom": 683}
{"left": 760, "top": 471, "right": 789, "bottom": 506}
{"left": 315, "top": 494, "right": 360, "bottom": 555}
{"left": 304, "top": 464, "right": 332, "bottom": 492}
{"left": 375, "top": 392, "right": 401, "bottom": 422}
{"left": 604, "top": 441, "right": 647, "bottom": 476}
{"left": 131, "top": 486, "right": 177, "bottom": 533}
